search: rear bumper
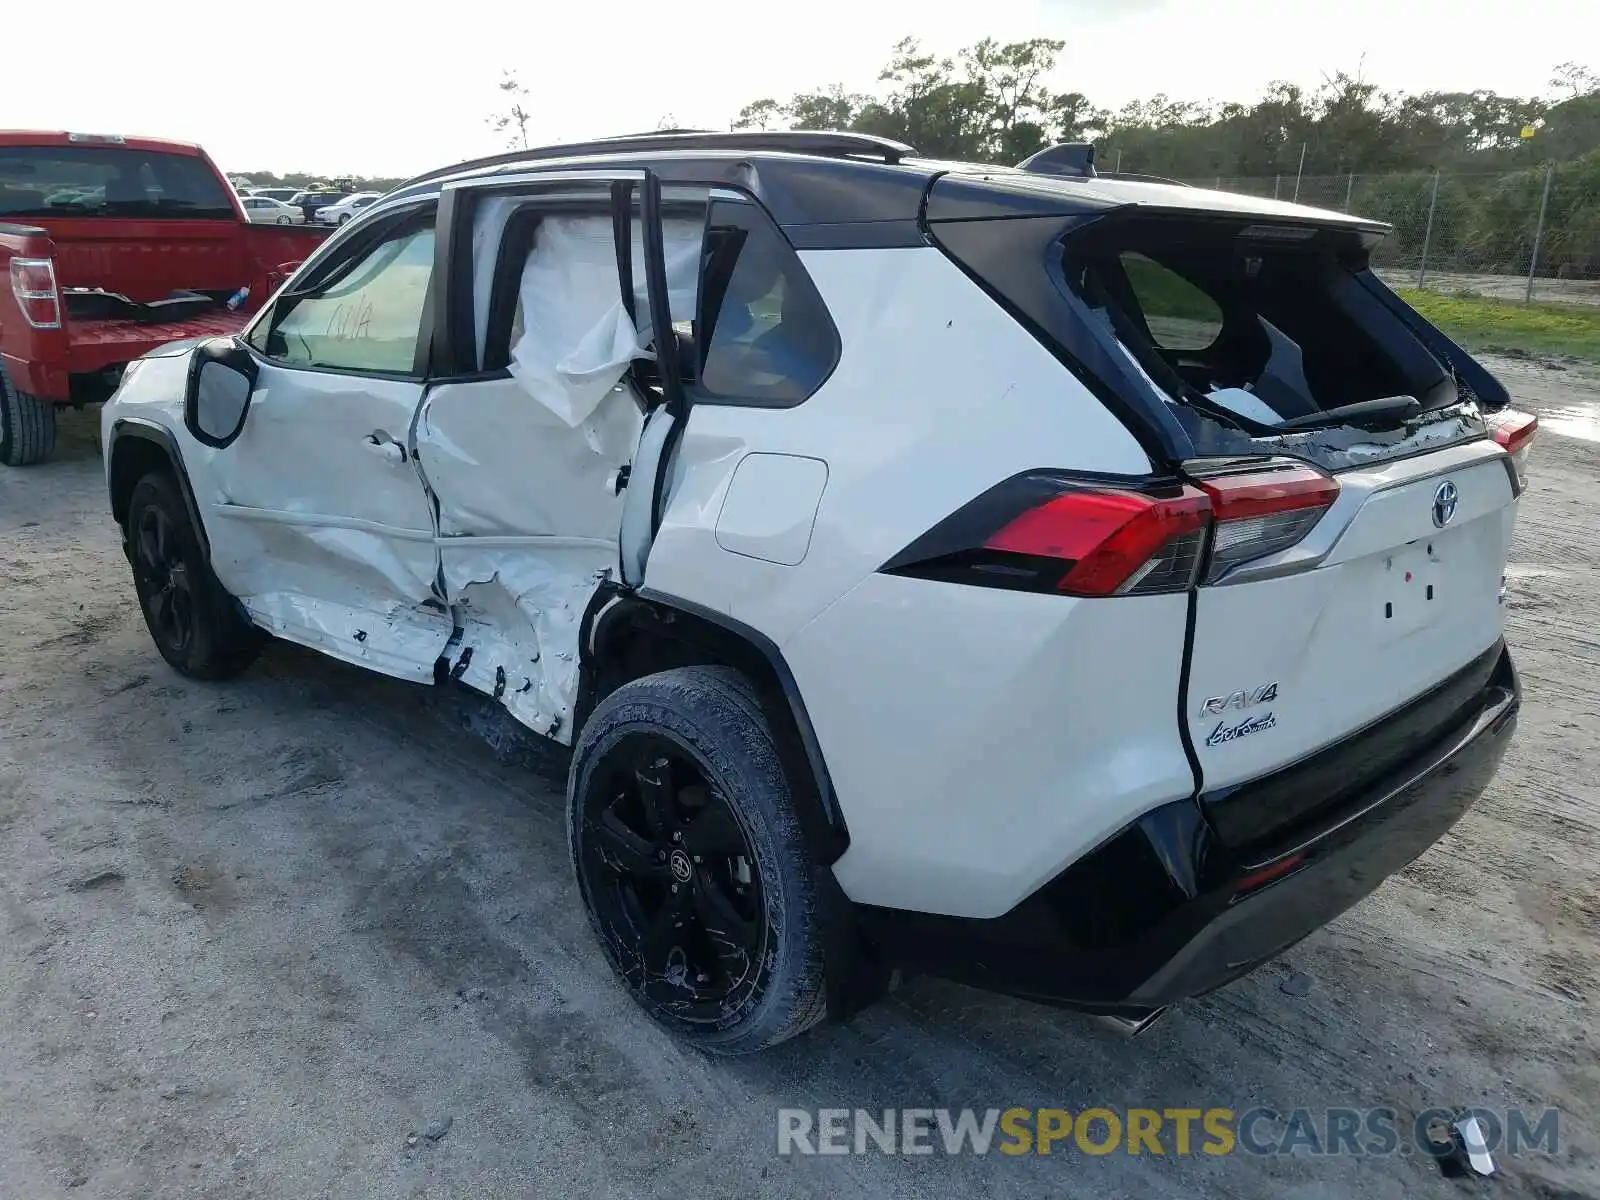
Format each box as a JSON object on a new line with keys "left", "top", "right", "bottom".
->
{"left": 856, "top": 642, "right": 1519, "bottom": 1015}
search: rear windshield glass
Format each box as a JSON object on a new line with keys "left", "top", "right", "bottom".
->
{"left": 0, "top": 145, "right": 235, "bottom": 219}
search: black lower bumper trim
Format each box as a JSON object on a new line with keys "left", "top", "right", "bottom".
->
{"left": 856, "top": 643, "right": 1519, "bottom": 1013}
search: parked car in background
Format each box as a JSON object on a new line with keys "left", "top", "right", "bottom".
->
{"left": 313, "top": 191, "right": 382, "bottom": 225}
{"left": 239, "top": 194, "right": 304, "bottom": 224}
{"left": 99, "top": 129, "right": 1530, "bottom": 1054}
{"left": 245, "top": 186, "right": 300, "bottom": 204}
{"left": 287, "top": 189, "right": 349, "bottom": 223}
{"left": 0, "top": 130, "right": 329, "bottom": 465}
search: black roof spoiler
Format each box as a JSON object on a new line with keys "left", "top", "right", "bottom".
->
{"left": 397, "top": 129, "right": 917, "bottom": 191}
{"left": 1016, "top": 143, "right": 1098, "bottom": 179}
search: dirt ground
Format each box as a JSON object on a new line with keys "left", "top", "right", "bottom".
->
{"left": 2, "top": 356, "right": 1597, "bottom": 1199}
{"left": 1374, "top": 270, "right": 1600, "bottom": 307}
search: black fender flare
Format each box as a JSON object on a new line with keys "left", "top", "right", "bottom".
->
{"left": 107, "top": 417, "right": 210, "bottom": 558}
{"left": 577, "top": 583, "right": 849, "bottom": 861}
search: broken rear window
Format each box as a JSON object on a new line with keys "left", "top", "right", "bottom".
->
{"left": 930, "top": 205, "right": 1486, "bottom": 472}
{"left": 1068, "top": 217, "right": 1462, "bottom": 432}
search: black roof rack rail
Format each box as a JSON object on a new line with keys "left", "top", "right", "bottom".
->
{"left": 396, "top": 129, "right": 917, "bottom": 191}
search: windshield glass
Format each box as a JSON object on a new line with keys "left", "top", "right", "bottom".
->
{"left": 0, "top": 145, "right": 236, "bottom": 219}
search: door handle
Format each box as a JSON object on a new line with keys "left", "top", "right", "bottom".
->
{"left": 363, "top": 432, "right": 407, "bottom": 463}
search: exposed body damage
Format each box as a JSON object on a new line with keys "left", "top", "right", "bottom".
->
{"left": 242, "top": 590, "right": 452, "bottom": 685}
{"left": 414, "top": 369, "right": 640, "bottom": 739}
{"left": 1180, "top": 399, "right": 1488, "bottom": 472}
{"left": 441, "top": 560, "right": 604, "bottom": 740}
{"left": 202, "top": 212, "right": 694, "bottom": 738}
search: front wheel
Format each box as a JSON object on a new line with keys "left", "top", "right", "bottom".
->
{"left": 0, "top": 363, "right": 58, "bottom": 466}
{"left": 125, "top": 472, "right": 263, "bottom": 679}
{"left": 276, "top": 215, "right": 291, "bottom": 224}
{"left": 338, "top": 213, "right": 351, "bottom": 225}
{"left": 569, "top": 666, "right": 827, "bottom": 1055}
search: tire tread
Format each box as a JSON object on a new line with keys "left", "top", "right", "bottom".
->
{"left": 569, "top": 664, "right": 828, "bottom": 1055}
{"left": 0, "top": 364, "right": 59, "bottom": 467}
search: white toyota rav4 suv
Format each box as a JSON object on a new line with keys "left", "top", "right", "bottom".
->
{"left": 103, "top": 131, "right": 1532, "bottom": 1054}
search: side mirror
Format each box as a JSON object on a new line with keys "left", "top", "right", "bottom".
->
{"left": 184, "top": 337, "right": 258, "bottom": 449}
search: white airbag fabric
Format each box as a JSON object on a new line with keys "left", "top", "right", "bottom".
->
{"left": 509, "top": 215, "right": 701, "bottom": 427}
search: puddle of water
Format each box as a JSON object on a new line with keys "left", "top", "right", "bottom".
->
{"left": 1540, "top": 401, "right": 1600, "bottom": 444}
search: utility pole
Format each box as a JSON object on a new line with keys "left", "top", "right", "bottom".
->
{"left": 1417, "top": 169, "right": 1441, "bottom": 288}
{"left": 1293, "top": 142, "right": 1307, "bottom": 202}
{"left": 1525, "top": 163, "right": 1555, "bottom": 303}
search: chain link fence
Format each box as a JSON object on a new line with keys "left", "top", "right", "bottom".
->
{"left": 1179, "top": 166, "right": 1600, "bottom": 306}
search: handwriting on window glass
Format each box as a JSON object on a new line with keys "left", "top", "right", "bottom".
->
{"left": 326, "top": 298, "right": 374, "bottom": 341}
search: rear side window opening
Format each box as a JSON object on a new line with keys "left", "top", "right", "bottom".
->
{"left": 0, "top": 145, "right": 235, "bottom": 220}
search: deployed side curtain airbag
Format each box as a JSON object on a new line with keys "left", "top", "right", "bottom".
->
{"left": 508, "top": 215, "right": 701, "bottom": 427}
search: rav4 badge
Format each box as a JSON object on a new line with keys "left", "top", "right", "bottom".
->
{"left": 1198, "top": 683, "right": 1279, "bottom": 719}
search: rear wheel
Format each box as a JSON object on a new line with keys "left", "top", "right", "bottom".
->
{"left": 569, "top": 666, "right": 827, "bottom": 1055}
{"left": 125, "top": 472, "right": 263, "bottom": 679}
{"left": 0, "top": 364, "right": 58, "bottom": 466}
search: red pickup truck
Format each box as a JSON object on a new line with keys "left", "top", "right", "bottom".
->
{"left": 1, "top": 131, "right": 331, "bottom": 465}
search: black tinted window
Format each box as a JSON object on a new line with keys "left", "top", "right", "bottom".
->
{"left": 0, "top": 145, "right": 234, "bottom": 219}
{"left": 694, "top": 199, "right": 838, "bottom": 407}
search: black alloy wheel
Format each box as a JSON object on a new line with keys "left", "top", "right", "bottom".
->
{"left": 132, "top": 503, "right": 196, "bottom": 658}
{"left": 577, "top": 734, "right": 767, "bottom": 1024}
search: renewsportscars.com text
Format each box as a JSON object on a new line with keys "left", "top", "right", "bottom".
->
{"left": 776, "top": 1106, "right": 1561, "bottom": 1159}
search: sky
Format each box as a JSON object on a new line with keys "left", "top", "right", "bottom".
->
{"left": 3, "top": 0, "right": 1589, "bottom": 177}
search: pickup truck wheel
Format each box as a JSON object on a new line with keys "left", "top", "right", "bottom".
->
{"left": 126, "top": 473, "right": 263, "bottom": 680}
{"left": 0, "top": 364, "right": 58, "bottom": 466}
{"left": 569, "top": 665, "right": 827, "bottom": 1055}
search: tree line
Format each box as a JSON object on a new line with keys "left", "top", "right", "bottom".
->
{"left": 733, "top": 40, "right": 1597, "bottom": 177}
{"left": 732, "top": 39, "right": 1600, "bottom": 277}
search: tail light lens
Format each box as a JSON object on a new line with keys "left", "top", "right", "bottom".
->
{"left": 984, "top": 487, "right": 1210, "bottom": 596}
{"left": 882, "top": 462, "right": 1339, "bottom": 597}
{"left": 1192, "top": 463, "right": 1340, "bottom": 583}
{"left": 9, "top": 257, "right": 61, "bottom": 329}
{"left": 1485, "top": 409, "right": 1537, "bottom": 488}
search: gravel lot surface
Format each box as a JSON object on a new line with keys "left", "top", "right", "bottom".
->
{"left": 2, "top": 355, "right": 1597, "bottom": 1199}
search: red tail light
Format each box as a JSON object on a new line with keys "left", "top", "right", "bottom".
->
{"left": 1486, "top": 409, "right": 1537, "bottom": 457}
{"left": 9, "top": 257, "right": 61, "bottom": 329}
{"left": 985, "top": 487, "right": 1210, "bottom": 596}
{"left": 1192, "top": 463, "right": 1340, "bottom": 583}
{"left": 882, "top": 462, "right": 1339, "bottom": 597}
{"left": 1485, "top": 409, "right": 1537, "bottom": 488}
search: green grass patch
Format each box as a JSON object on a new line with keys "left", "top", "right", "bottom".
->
{"left": 1396, "top": 289, "right": 1600, "bottom": 362}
